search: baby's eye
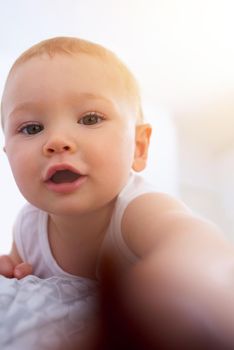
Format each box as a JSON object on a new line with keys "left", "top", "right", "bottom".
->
{"left": 19, "top": 123, "right": 44, "bottom": 135}
{"left": 78, "top": 112, "right": 104, "bottom": 126}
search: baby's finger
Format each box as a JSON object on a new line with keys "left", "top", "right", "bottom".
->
{"left": 14, "top": 262, "right": 33, "bottom": 279}
{"left": 0, "top": 255, "right": 15, "bottom": 277}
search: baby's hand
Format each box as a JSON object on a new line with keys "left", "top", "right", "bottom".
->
{"left": 0, "top": 255, "right": 32, "bottom": 279}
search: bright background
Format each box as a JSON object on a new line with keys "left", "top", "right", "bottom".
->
{"left": 0, "top": 0, "right": 234, "bottom": 253}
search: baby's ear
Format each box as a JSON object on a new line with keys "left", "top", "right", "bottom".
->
{"left": 132, "top": 123, "right": 152, "bottom": 172}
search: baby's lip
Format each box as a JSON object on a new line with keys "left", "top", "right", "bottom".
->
{"left": 44, "top": 164, "right": 83, "bottom": 182}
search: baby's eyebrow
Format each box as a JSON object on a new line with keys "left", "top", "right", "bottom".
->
{"left": 7, "top": 102, "right": 42, "bottom": 120}
{"left": 73, "top": 92, "right": 122, "bottom": 114}
{"left": 68, "top": 92, "right": 116, "bottom": 106}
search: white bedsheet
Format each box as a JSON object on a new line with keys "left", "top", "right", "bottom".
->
{"left": 0, "top": 275, "right": 100, "bottom": 349}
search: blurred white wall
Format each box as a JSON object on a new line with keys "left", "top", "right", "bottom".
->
{"left": 175, "top": 95, "right": 234, "bottom": 240}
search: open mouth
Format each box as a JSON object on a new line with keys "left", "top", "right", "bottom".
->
{"left": 50, "top": 170, "right": 81, "bottom": 184}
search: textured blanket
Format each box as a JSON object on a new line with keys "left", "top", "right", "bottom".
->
{"left": 0, "top": 275, "right": 100, "bottom": 349}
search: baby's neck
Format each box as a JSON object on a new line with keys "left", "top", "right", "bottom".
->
{"left": 47, "top": 201, "right": 115, "bottom": 279}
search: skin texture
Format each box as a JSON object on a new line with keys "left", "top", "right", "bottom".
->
{"left": 2, "top": 52, "right": 234, "bottom": 348}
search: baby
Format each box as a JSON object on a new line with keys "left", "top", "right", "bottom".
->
{"left": 1, "top": 37, "right": 234, "bottom": 348}
{"left": 0, "top": 36, "right": 152, "bottom": 280}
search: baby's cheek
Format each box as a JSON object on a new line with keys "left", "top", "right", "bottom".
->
{"left": 10, "top": 158, "right": 34, "bottom": 192}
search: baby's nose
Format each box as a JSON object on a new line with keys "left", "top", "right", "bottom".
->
{"left": 43, "top": 137, "right": 76, "bottom": 156}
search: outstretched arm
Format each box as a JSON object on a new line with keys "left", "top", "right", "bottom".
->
{"left": 0, "top": 241, "right": 32, "bottom": 279}
{"left": 101, "top": 192, "right": 234, "bottom": 349}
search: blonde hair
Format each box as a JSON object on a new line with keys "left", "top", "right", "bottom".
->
{"left": 1, "top": 36, "right": 143, "bottom": 126}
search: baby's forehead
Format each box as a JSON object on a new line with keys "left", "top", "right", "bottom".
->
{"left": 1, "top": 54, "right": 140, "bottom": 123}
{"left": 2, "top": 52, "right": 142, "bottom": 126}
{"left": 9, "top": 53, "right": 128, "bottom": 89}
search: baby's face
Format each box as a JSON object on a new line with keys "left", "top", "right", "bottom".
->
{"left": 2, "top": 54, "right": 139, "bottom": 215}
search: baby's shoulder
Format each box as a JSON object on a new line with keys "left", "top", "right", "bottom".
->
{"left": 124, "top": 190, "right": 188, "bottom": 215}
{"left": 121, "top": 191, "right": 192, "bottom": 257}
{"left": 15, "top": 202, "right": 44, "bottom": 229}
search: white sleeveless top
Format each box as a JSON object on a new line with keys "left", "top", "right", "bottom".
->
{"left": 13, "top": 173, "right": 156, "bottom": 280}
